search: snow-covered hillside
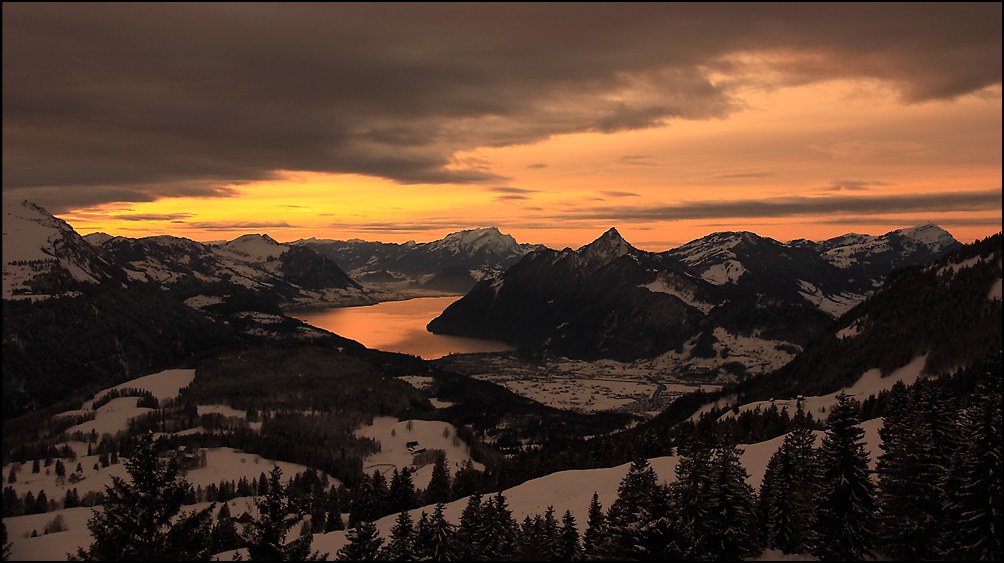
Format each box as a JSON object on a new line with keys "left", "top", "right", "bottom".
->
{"left": 0, "top": 358, "right": 900, "bottom": 561}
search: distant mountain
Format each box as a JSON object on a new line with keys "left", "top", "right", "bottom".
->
{"left": 2, "top": 201, "right": 359, "bottom": 419}
{"left": 295, "top": 227, "right": 546, "bottom": 293}
{"left": 88, "top": 231, "right": 367, "bottom": 311}
{"left": 742, "top": 232, "right": 1002, "bottom": 400}
{"left": 2, "top": 201, "right": 235, "bottom": 418}
{"left": 428, "top": 225, "right": 963, "bottom": 369}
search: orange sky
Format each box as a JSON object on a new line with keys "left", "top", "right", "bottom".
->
{"left": 60, "top": 79, "right": 1001, "bottom": 251}
{"left": 5, "top": 5, "right": 1001, "bottom": 251}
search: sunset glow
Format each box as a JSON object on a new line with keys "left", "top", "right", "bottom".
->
{"left": 4, "top": 4, "right": 1000, "bottom": 250}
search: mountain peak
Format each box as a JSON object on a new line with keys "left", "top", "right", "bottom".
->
{"left": 221, "top": 233, "right": 287, "bottom": 259}
{"left": 432, "top": 227, "right": 521, "bottom": 255}
{"left": 576, "top": 227, "right": 636, "bottom": 265}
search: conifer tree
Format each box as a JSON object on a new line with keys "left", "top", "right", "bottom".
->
{"left": 810, "top": 393, "right": 876, "bottom": 561}
{"left": 370, "top": 470, "right": 390, "bottom": 520}
{"left": 242, "top": 466, "right": 326, "bottom": 561}
{"left": 75, "top": 432, "right": 215, "bottom": 560}
{"left": 413, "top": 511, "right": 434, "bottom": 560}
{"left": 456, "top": 493, "right": 484, "bottom": 561}
{"left": 541, "top": 505, "right": 559, "bottom": 561}
{"left": 348, "top": 473, "right": 379, "bottom": 527}
{"left": 427, "top": 502, "right": 459, "bottom": 561}
{"left": 582, "top": 492, "right": 607, "bottom": 556}
{"left": 942, "top": 373, "right": 1002, "bottom": 561}
{"left": 425, "top": 455, "right": 452, "bottom": 505}
{"left": 558, "top": 509, "right": 582, "bottom": 561}
{"left": 876, "top": 387, "right": 946, "bottom": 560}
{"left": 600, "top": 458, "right": 665, "bottom": 559}
{"left": 704, "top": 443, "right": 758, "bottom": 560}
{"left": 517, "top": 514, "right": 544, "bottom": 560}
{"left": 379, "top": 511, "right": 416, "bottom": 561}
{"left": 211, "top": 502, "right": 243, "bottom": 555}
{"left": 759, "top": 407, "right": 818, "bottom": 555}
{"left": 324, "top": 489, "right": 344, "bottom": 533}
{"left": 480, "top": 491, "right": 517, "bottom": 560}
{"left": 2, "top": 522, "right": 11, "bottom": 562}
{"left": 336, "top": 521, "right": 383, "bottom": 561}
{"left": 672, "top": 441, "right": 714, "bottom": 559}
{"left": 388, "top": 467, "right": 419, "bottom": 514}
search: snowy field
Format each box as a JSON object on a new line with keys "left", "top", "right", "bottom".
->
{"left": 1, "top": 354, "right": 925, "bottom": 560}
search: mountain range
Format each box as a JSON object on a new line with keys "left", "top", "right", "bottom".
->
{"left": 0, "top": 198, "right": 973, "bottom": 417}
{"left": 428, "top": 225, "right": 963, "bottom": 372}
{"left": 295, "top": 227, "right": 545, "bottom": 293}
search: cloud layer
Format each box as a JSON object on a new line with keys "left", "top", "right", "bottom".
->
{"left": 3, "top": 4, "right": 1000, "bottom": 211}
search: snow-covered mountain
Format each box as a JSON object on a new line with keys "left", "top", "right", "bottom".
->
{"left": 3, "top": 200, "right": 120, "bottom": 300}
{"left": 429, "top": 225, "right": 964, "bottom": 374}
{"left": 89, "top": 231, "right": 366, "bottom": 310}
{"left": 2, "top": 201, "right": 358, "bottom": 419}
{"left": 295, "top": 227, "right": 544, "bottom": 293}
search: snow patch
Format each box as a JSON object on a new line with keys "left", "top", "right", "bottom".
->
{"left": 639, "top": 276, "right": 714, "bottom": 313}
{"left": 701, "top": 260, "right": 745, "bottom": 284}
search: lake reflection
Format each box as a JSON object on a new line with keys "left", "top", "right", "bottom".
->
{"left": 288, "top": 296, "right": 514, "bottom": 360}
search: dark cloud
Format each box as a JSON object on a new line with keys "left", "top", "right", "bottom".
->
{"left": 616, "top": 155, "right": 659, "bottom": 166}
{"left": 706, "top": 170, "right": 774, "bottom": 180}
{"left": 547, "top": 189, "right": 1002, "bottom": 222}
{"left": 494, "top": 194, "right": 532, "bottom": 202}
{"left": 527, "top": 163, "right": 549, "bottom": 169}
{"left": 110, "top": 213, "right": 194, "bottom": 222}
{"left": 599, "top": 190, "right": 642, "bottom": 198}
{"left": 185, "top": 221, "right": 298, "bottom": 231}
{"left": 486, "top": 186, "right": 541, "bottom": 194}
{"left": 818, "top": 180, "right": 889, "bottom": 192}
{"left": 3, "top": 4, "right": 1000, "bottom": 209}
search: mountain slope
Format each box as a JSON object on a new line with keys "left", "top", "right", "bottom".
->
{"left": 429, "top": 225, "right": 963, "bottom": 366}
{"left": 296, "top": 227, "right": 544, "bottom": 292}
{"left": 740, "top": 232, "right": 1002, "bottom": 401}
{"left": 2, "top": 201, "right": 359, "bottom": 419}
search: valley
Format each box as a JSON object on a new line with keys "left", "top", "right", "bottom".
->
{"left": 2, "top": 200, "right": 1000, "bottom": 561}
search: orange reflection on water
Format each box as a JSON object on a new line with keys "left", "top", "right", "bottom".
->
{"left": 289, "top": 296, "right": 513, "bottom": 360}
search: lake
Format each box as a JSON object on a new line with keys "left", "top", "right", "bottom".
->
{"left": 288, "top": 296, "right": 514, "bottom": 360}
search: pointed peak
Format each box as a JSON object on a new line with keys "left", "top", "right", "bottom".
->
{"left": 600, "top": 227, "right": 624, "bottom": 241}
{"left": 576, "top": 227, "right": 636, "bottom": 264}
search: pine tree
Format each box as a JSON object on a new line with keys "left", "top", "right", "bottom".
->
{"left": 336, "top": 521, "right": 383, "bottom": 561}
{"left": 600, "top": 458, "right": 664, "bottom": 559}
{"left": 942, "top": 373, "right": 1002, "bottom": 561}
{"left": 810, "top": 393, "right": 877, "bottom": 561}
{"left": 759, "top": 407, "right": 818, "bottom": 555}
{"left": 427, "top": 502, "right": 459, "bottom": 561}
{"left": 3, "top": 522, "right": 12, "bottom": 562}
{"left": 672, "top": 441, "right": 714, "bottom": 559}
{"left": 388, "top": 467, "right": 418, "bottom": 514}
{"left": 74, "top": 432, "right": 215, "bottom": 560}
{"left": 370, "top": 470, "right": 389, "bottom": 520}
{"left": 323, "top": 489, "right": 344, "bottom": 533}
{"left": 456, "top": 493, "right": 484, "bottom": 560}
{"left": 582, "top": 492, "right": 607, "bottom": 556}
{"left": 480, "top": 491, "right": 517, "bottom": 560}
{"left": 541, "top": 505, "right": 559, "bottom": 561}
{"left": 210, "top": 503, "right": 243, "bottom": 555}
{"left": 425, "top": 455, "right": 452, "bottom": 505}
{"left": 379, "top": 511, "right": 416, "bottom": 561}
{"left": 348, "top": 473, "right": 378, "bottom": 527}
{"left": 704, "top": 443, "right": 758, "bottom": 560}
{"left": 413, "top": 511, "right": 434, "bottom": 560}
{"left": 558, "top": 509, "right": 582, "bottom": 561}
{"left": 242, "top": 466, "right": 326, "bottom": 561}
{"left": 876, "top": 386, "right": 946, "bottom": 560}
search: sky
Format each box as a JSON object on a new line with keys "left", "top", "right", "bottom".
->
{"left": 3, "top": 4, "right": 1001, "bottom": 250}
